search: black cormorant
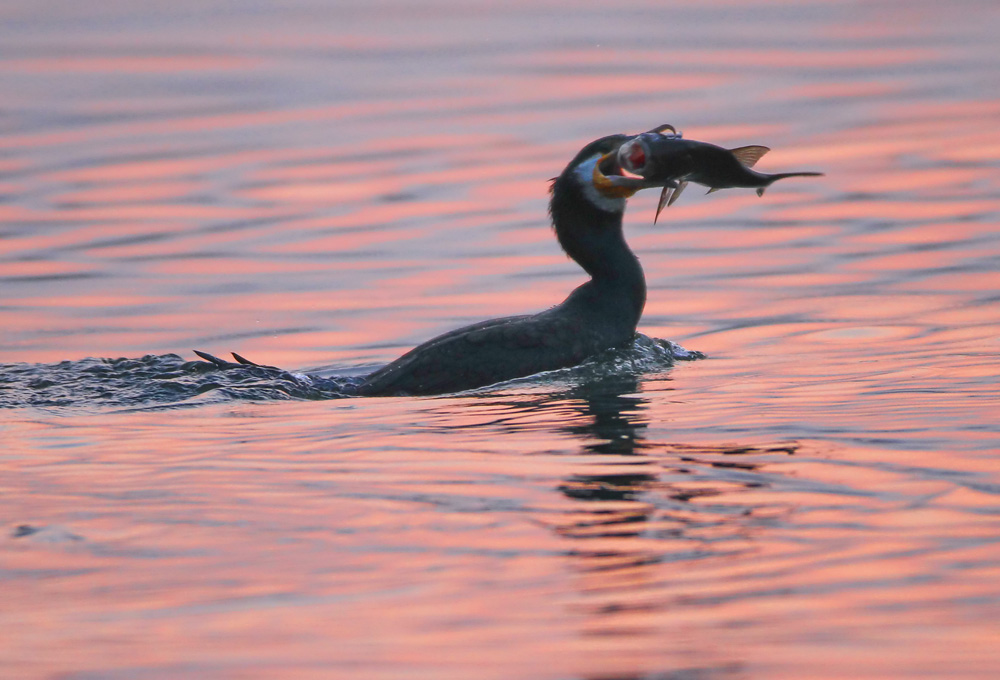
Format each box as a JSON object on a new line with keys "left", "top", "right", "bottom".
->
{"left": 354, "top": 133, "right": 672, "bottom": 395}
{"left": 197, "top": 127, "right": 820, "bottom": 396}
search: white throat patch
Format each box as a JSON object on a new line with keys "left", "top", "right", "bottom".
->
{"left": 572, "top": 154, "right": 627, "bottom": 214}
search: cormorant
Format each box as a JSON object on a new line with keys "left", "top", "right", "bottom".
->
{"left": 354, "top": 132, "right": 671, "bottom": 395}
{"left": 197, "top": 126, "right": 820, "bottom": 396}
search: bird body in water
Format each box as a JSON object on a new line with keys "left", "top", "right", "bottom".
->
{"left": 198, "top": 126, "right": 821, "bottom": 396}
{"left": 358, "top": 135, "right": 648, "bottom": 395}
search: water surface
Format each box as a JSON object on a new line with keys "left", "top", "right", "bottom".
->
{"left": 2, "top": 1, "right": 999, "bottom": 678}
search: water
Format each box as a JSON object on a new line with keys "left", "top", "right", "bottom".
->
{"left": 2, "top": 1, "right": 999, "bottom": 678}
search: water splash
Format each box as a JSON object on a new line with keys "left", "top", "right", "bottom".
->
{"left": 0, "top": 353, "right": 357, "bottom": 409}
{"left": 0, "top": 335, "right": 702, "bottom": 410}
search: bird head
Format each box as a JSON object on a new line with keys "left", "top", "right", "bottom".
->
{"left": 552, "top": 124, "right": 683, "bottom": 215}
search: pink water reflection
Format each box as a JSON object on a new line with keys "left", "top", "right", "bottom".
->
{"left": 2, "top": 0, "right": 1000, "bottom": 678}
{"left": 4, "top": 394, "right": 998, "bottom": 679}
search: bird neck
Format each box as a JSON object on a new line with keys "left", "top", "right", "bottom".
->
{"left": 549, "top": 176, "right": 646, "bottom": 327}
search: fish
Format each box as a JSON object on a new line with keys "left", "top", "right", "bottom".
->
{"left": 616, "top": 127, "right": 823, "bottom": 222}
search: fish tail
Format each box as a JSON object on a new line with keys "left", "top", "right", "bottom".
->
{"left": 759, "top": 171, "right": 824, "bottom": 197}
{"left": 769, "top": 171, "right": 824, "bottom": 182}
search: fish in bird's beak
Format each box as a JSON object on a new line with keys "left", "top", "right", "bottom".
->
{"left": 614, "top": 125, "right": 823, "bottom": 223}
{"left": 588, "top": 128, "right": 682, "bottom": 200}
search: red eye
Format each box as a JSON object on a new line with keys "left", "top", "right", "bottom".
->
{"left": 619, "top": 140, "right": 647, "bottom": 173}
{"left": 627, "top": 144, "right": 646, "bottom": 169}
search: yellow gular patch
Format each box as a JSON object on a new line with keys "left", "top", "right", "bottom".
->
{"left": 592, "top": 153, "right": 637, "bottom": 199}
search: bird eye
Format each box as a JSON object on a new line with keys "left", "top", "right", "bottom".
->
{"left": 618, "top": 139, "right": 648, "bottom": 174}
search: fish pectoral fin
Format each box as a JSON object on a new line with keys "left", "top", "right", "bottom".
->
{"left": 666, "top": 180, "right": 688, "bottom": 207}
{"left": 729, "top": 145, "right": 770, "bottom": 168}
{"left": 654, "top": 180, "right": 687, "bottom": 223}
{"left": 654, "top": 186, "right": 671, "bottom": 224}
{"left": 756, "top": 187, "right": 766, "bottom": 197}
{"left": 705, "top": 187, "right": 721, "bottom": 194}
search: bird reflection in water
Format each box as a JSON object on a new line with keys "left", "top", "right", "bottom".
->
{"left": 549, "top": 374, "right": 796, "bottom": 543}
{"left": 427, "top": 372, "right": 797, "bottom": 559}
{"left": 430, "top": 375, "right": 798, "bottom": 679}
{"left": 538, "top": 377, "right": 796, "bottom": 680}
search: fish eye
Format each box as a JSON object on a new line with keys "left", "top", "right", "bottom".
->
{"left": 618, "top": 138, "right": 648, "bottom": 174}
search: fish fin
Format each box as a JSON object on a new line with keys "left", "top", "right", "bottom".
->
{"left": 760, "top": 171, "right": 823, "bottom": 195}
{"left": 666, "top": 180, "right": 688, "bottom": 207}
{"left": 729, "top": 145, "right": 770, "bottom": 168}
{"left": 705, "top": 187, "right": 720, "bottom": 194}
{"left": 649, "top": 123, "right": 679, "bottom": 136}
{"left": 654, "top": 186, "right": 671, "bottom": 224}
{"left": 771, "top": 172, "right": 824, "bottom": 180}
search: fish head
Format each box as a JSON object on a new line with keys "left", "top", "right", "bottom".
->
{"left": 616, "top": 128, "right": 703, "bottom": 184}
{"left": 566, "top": 127, "right": 686, "bottom": 204}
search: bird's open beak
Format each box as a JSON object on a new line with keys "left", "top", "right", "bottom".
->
{"left": 592, "top": 151, "right": 647, "bottom": 198}
{"left": 592, "top": 127, "right": 680, "bottom": 199}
